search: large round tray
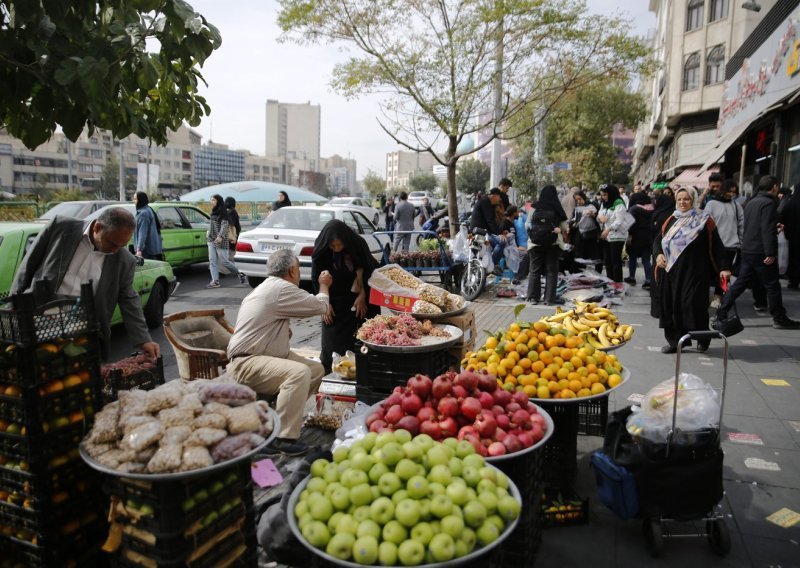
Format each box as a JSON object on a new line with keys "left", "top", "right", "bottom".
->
{"left": 287, "top": 462, "right": 522, "bottom": 568}
{"left": 532, "top": 367, "right": 631, "bottom": 405}
{"left": 360, "top": 324, "right": 463, "bottom": 353}
{"left": 79, "top": 407, "right": 280, "bottom": 481}
{"left": 595, "top": 339, "right": 630, "bottom": 352}
{"left": 390, "top": 302, "right": 470, "bottom": 320}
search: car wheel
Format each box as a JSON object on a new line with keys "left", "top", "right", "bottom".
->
{"left": 143, "top": 282, "right": 166, "bottom": 328}
{"left": 247, "top": 276, "right": 264, "bottom": 288}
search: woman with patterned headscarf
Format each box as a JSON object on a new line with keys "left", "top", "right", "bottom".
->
{"left": 653, "top": 187, "right": 730, "bottom": 353}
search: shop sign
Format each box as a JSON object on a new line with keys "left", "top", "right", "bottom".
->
{"left": 718, "top": 11, "right": 800, "bottom": 137}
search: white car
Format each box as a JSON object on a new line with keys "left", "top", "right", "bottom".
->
{"left": 234, "top": 206, "right": 391, "bottom": 286}
{"left": 326, "top": 197, "right": 382, "bottom": 227}
{"left": 407, "top": 191, "right": 439, "bottom": 211}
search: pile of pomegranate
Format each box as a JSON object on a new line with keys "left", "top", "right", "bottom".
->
{"left": 365, "top": 370, "right": 548, "bottom": 457}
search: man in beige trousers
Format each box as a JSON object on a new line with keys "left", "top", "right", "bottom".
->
{"left": 227, "top": 249, "right": 332, "bottom": 455}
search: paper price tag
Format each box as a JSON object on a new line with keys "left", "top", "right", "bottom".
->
{"left": 251, "top": 459, "right": 283, "bottom": 488}
{"left": 761, "top": 379, "right": 791, "bottom": 387}
{"left": 766, "top": 508, "right": 800, "bottom": 528}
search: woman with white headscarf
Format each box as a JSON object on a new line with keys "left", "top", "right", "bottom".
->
{"left": 653, "top": 187, "right": 730, "bottom": 353}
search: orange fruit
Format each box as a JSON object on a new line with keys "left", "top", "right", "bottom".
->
{"left": 540, "top": 368, "right": 554, "bottom": 380}
{"left": 520, "top": 376, "right": 536, "bottom": 387}
{"left": 552, "top": 356, "right": 564, "bottom": 367}
{"left": 504, "top": 341, "right": 517, "bottom": 353}
{"left": 485, "top": 337, "right": 498, "bottom": 350}
{"left": 568, "top": 380, "right": 582, "bottom": 393}
{"left": 560, "top": 389, "right": 576, "bottom": 399}
{"left": 515, "top": 343, "right": 528, "bottom": 356}
{"left": 531, "top": 361, "right": 545, "bottom": 374}
{"left": 519, "top": 358, "right": 532, "bottom": 370}
{"left": 509, "top": 323, "right": 521, "bottom": 333}
{"left": 517, "top": 333, "right": 529, "bottom": 345}
{"left": 555, "top": 368, "right": 569, "bottom": 381}
{"left": 43, "top": 380, "right": 64, "bottom": 394}
{"left": 548, "top": 380, "right": 561, "bottom": 393}
{"left": 68, "top": 411, "right": 84, "bottom": 424}
{"left": 608, "top": 374, "right": 622, "bottom": 388}
{"left": 511, "top": 365, "right": 524, "bottom": 377}
{"left": 539, "top": 351, "right": 553, "bottom": 365}
{"left": 570, "top": 356, "right": 584, "bottom": 369}
{"left": 3, "top": 385, "right": 22, "bottom": 397}
{"left": 533, "top": 322, "right": 549, "bottom": 333}
{"left": 591, "top": 383, "right": 606, "bottom": 395}
{"left": 577, "top": 388, "right": 591, "bottom": 398}
{"left": 63, "top": 375, "right": 82, "bottom": 388}
{"left": 523, "top": 385, "right": 537, "bottom": 397}
{"left": 581, "top": 376, "right": 592, "bottom": 389}
{"left": 536, "top": 385, "right": 551, "bottom": 399}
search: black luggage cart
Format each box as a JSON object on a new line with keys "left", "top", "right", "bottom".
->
{"left": 638, "top": 330, "right": 731, "bottom": 557}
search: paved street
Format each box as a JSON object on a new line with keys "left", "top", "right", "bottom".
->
{"left": 109, "top": 265, "right": 800, "bottom": 566}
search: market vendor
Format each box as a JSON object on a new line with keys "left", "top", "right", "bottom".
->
{"left": 11, "top": 208, "right": 160, "bottom": 360}
{"left": 470, "top": 187, "right": 507, "bottom": 270}
{"left": 227, "top": 249, "right": 332, "bottom": 456}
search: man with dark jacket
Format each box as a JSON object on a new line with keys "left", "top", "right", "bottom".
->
{"left": 470, "top": 188, "right": 506, "bottom": 269}
{"left": 716, "top": 175, "right": 799, "bottom": 329}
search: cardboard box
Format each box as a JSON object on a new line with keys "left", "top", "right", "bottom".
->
{"left": 438, "top": 308, "right": 476, "bottom": 350}
{"left": 369, "top": 287, "right": 417, "bottom": 312}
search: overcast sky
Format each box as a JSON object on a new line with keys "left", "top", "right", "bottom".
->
{"left": 189, "top": 0, "right": 655, "bottom": 179}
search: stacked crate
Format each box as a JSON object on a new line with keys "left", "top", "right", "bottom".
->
{"left": 0, "top": 285, "right": 106, "bottom": 566}
{"left": 105, "top": 461, "right": 257, "bottom": 567}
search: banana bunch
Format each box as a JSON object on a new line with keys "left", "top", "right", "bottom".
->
{"left": 541, "top": 301, "right": 634, "bottom": 349}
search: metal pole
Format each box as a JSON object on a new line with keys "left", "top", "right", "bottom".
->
{"left": 119, "top": 140, "right": 125, "bottom": 202}
{"left": 146, "top": 142, "right": 151, "bottom": 194}
{"left": 490, "top": 4, "right": 504, "bottom": 187}
{"left": 738, "top": 143, "right": 746, "bottom": 197}
{"left": 67, "top": 139, "right": 74, "bottom": 191}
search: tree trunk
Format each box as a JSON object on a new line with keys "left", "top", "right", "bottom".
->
{"left": 445, "top": 137, "right": 460, "bottom": 237}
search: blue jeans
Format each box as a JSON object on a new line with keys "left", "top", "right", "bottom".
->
{"left": 208, "top": 243, "right": 239, "bottom": 282}
{"left": 488, "top": 234, "right": 505, "bottom": 265}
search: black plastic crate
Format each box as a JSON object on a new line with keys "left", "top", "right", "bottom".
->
{"left": 355, "top": 344, "right": 456, "bottom": 395}
{"left": 1, "top": 515, "right": 105, "bottom": 567}
{"left": 541, "top": 403, "right": 579, "bottom": 487}
{"left": 0, "top": 485, "right": 103, "bottom": 535}
{"left": 0, "top": 420, "right": 89, "bottom": 464}
{"left": 576, "top": 397, "right": 609, "bottom": 437}
{"left": 0, "top": 337, "right": 101, "bottom": 389}
{"left": 542, "top": 486, "right": 589, "bottom": 528}
{"left": 494, "top": 449, "right": 543, "bottom": 566}
{"left": 101, "top": 355, "right": 165, "bottom": 404}
{"left": 0, "top": 381, "right": 98, "bottom": 424}
{"left": 112, "top": 526, "right": 252, "bottom": 568}
{"left": 0, "top": 457, "right": 98, "bottom": 497}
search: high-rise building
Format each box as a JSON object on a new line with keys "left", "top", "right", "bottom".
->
{"left": 319, "top": 154, "right": 357, "bottom": 195}
{"left": 244, "top": 152, "right": 290, "bottom": 185}
{"left": 265, "top": 100, "right": 321, "bottom": 171}
{"left": 385, "top": 150, "right": 437, "bottom": 190}
{"left": 193, "top": 142, "right": 246, "bottom": 188}
{"left": 630, "top": 0, "right": 775, "bottom": 186}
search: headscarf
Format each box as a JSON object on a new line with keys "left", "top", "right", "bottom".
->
{"left": 134, "top": 191, "right": 149, "bottom": 210}
{"left": 311, "top": 219, "right": 378, "bottom": 292}
{"left": 561, "top": 186, "right": 579, "bottom": 220}
{"left": 661, "top": 188, "right": 710, "bottom": 272}
{"left": 628, "top": 192, "right": 652, "bottom": 209}
{"left": 533, "top": 185, "right": 567, "bottom": 222}
{"left": 210, "top": 193, "right": 228, "bottom": 222}
{"left": 601, "top": 184, "right": 625, "bottom": 209}
{"left": 224, "top": 196, "right": 236, "bottom": 209}
{"left": 275, "top": 191, "right": 292, "bottom": 210}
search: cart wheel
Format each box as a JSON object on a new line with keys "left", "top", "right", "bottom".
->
{"left": 706, "top": 518, "right": 731, "bottom": 556}
{"left": 642, "top": 518, "right": 664, "bottom": 558}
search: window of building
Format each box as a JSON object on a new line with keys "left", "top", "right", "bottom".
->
{"left": 705, "top": 45, "right": 725, "bottom": 85}
{"left": 709, "top": 0, "right": 728, "bottom": 21}
{"left": 687, "top": 0, "right": 704, "bottom": 31}
{"left": 683, "top": 52, "right": 701, "bottom": 91}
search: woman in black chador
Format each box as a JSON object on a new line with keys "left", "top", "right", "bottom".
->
{"left": 311, "top": 219, "right": 381, "bottom": 372}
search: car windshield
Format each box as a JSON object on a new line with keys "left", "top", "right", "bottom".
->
{"left": 409, "top": 192, "right": 426, "bottom": 198}
{"left": 327, "top": 198, "right": 352, "bottom": 205}
{"left": 85, "top": 204, "right": 134, "bottom": 222}
{"left": 259, "top": 209, "right": 337, "bottom": 231}
{"left": 39, "top": 202, "right": 88, "bottom": 219}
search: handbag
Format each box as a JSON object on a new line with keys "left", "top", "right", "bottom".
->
{"left": 227, "top": 224, "right": 237, "bottom": 243}
{"left": 713, "top": 278, "right": 744, "bottom": 337}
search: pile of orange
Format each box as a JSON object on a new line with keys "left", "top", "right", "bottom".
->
{"left": 461, "top": 321, "right": 624, "bottom": 399}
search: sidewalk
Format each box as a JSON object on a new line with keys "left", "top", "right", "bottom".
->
{"left": 471, "top": 277, "right": 800, "bottom": 567}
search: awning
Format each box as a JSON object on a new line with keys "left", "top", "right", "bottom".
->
{"left": 698, "top": 119, "right": 756, "bottom": 174}
{"left": 671, "top": 166, "right": 719, "bottom": 189}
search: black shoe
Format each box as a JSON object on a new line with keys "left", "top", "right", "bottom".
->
{"left": 753, "top": 304, "right": 767, "bottom": 314}
{"left": 661, "top": 345, "right": 677, "bottom": 354}
{"left": 512, "top": 279, "right": 521, "bottom": 286}
{"left": 696, "top": 343, "right": 709, "bottom": 353}
{"left": 624, "top": 277, "right": 636, "bottom": 285}
{"left": 773, "top": 317, "right": 800, "bottom": 330}
{"left": 238, "top": 272, "right": 247, "bottom": 284}
{"left": 264, "top": 438, "right": 309, "bottom": 456}
{"left": 492, "top": 266, "right": 503, "bottom": 276}
{"left": 526, "top": 298, "right": 539, "bottom": 305}
{"left": 642, "top": 281, "right": 651, "bottom": 290}
{"left": 544, "top": 298, "right": 565, "bottom": 306}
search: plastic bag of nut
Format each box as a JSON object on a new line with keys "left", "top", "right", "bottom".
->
{"left": 304, "top": 395, "right": 354, "bottom": 431}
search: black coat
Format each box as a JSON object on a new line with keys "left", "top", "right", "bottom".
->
{"left": 470, "top": 197, "right": 501, "bottom": 234}
{"left": 742, "top": 191, "right": 779, "bottom": 257}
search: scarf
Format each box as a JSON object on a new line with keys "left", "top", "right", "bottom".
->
{"left": 662, "top": 208, "right": 710, "bottom": 272}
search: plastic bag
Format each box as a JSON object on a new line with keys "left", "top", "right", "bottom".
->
{"left": 452, "top": 225, "right": 469, "bottom": 262}
{"left": 778, "top": 232, "right": 788, "bottom": 275}
{"left": 368, "top": 264, "right": 423, "bottom": 295}
{"left": 504, "top": 245, "right": 521, "bottom": 274}
{"left": 478, "top": 243, "right": 494, "bottom": 273}
{"left": 331, "top": 351, "right": 356, "bottom": 380}
{"left": 625, "top": 373, "right": 720, "bottom": 443}
{"left": 332, "top": 401, "right": 373, "bottom": 450}
{"left": 304, "top": 394, "right": 355, "bottom": 431}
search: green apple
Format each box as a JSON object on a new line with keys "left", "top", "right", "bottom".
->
{"left": 373, "top": 432, "right": 395, "bottom": 449}
{"left": 297, "top": 512, "right": 314, "bottom": 530}
{"left": 181, "top": 497, "right": 196, "bottom": 512}
{"left": 374, "top": 442, "right": 404, "bottom": 467}
{"left": 418, "top": 499, "right": 431, "bottom": 521}
{"left": 427, "top": 464, "right": 452, "bottom": 485}
{"left": 332, "top": 446, "right": 350, "bottom": 463}
{"left": 326, "top": 533, "right": 355, "bottom": 561}
{"left": 381, "top": 519, "right": 408, "bottom": 545}
{"left": 429, "top": 520, "right": 441, "bottom": 534}
{"left": 497, "top": 495, "right": 521, "bottom": 522}
{"left": 426, "top": 445, "right": 450, "bottom": 467}
{"left": 478, "top": 466, "right": 497, "bottom": 484}
{"left": 477, "top": 491, "right": 498, "bottom": 515}
{"left": 356, "top": 518, "right": 381, "bottom": 539}
{"left": 462, "top": 454, "right": 485, "bottom": 469}
{"left": 360, "top": 432, "right": 378, "bottom": 452}
{"left": 309, "top": 496, "right": 334, "bottom": 522}
{"left": 486, "top": 514, "right": 504, "bottom": 531}
{"left": 353, "top": 505, "right": 372, "bottom": 523}
{"left": 401, "top": 441, "right": 423, "bottom": 461}
{"left": 460, "top": 465, "right": 481, "bottom": 488}
{"left": 323, "top": 463, "right": 340, "bottom": 483}
{"left": 429, "top": 494, "right": 454, "bottom": 519}
{"left": 371, "top": 486, "right": 381, "bottom": 500}
{"left": 302, "top": 520, "right": 331, "bottom": 548}
{"left": 412, "top": 433, "right": 435, "bottom": 452}
{"left": 341, "top": 469, "right": 368, "bottom": 489}
{"left": 378, "top": 541, "right": 398, "bottom": 566}
{"left": 454, "top": 537, "right": 471, "bottom": 558}
{"left": 209, "top": 481, "right": 225, "bottom": 494}
{"left": 140, "top": 504, "right": 154, "bottom": 517}
{"left": 394, "top": 458, "right": 418, "bottom": 481}
{"left": 495, "top": 487, "right": 509, "bottom": 499}
{"left": 476, "top": 479, "right": 497, "bottom": 496}
{"left": 334, "top": 513, "right": 359, "bottom": 536}
{"left": 466, "top": 488, "right": 477, "bottom": 502}
{"left": 429, "top": 533, "right": 456, "bottom": 562}
{"left": 369, "top": 497, "right": 395, "bottom": 525}
{"left": 397, "top": 539, "right": 425, "bottom": 566}
{"left": 324, "top": 482, "right": 343, "bottom": 500}
{"left": 336, "top": 460, "right": 352, "bottom": 475}
{"left": 390, "top": 489, "right": 409, "bottom": 505}
{"left": 378, "top": 472, "right": 402, "bottom": 496}
{"left": 352, "top": 535, "right": 379, "bottom": 565}
{"left": 330, "top": 486, "right": 351, "bottom": 511}
{"left": 194, "top": 489, "right": 209, "bottom": 503}
{"left": 406, "top": 475, "right": 429, "bottom": 500}
{"left": 327, "top": 511, "right": 346, "bottom": 533}
{"left": 446, "top": 482, "right": 469, "bottom": 506}
{"left": 409, "top": 521, "right": 434, "bottom": 546}
{"left": 393, "top": 429, "right": 412, "bottom": 444}
{"left": 394, "top": 499, "right": 421, "bottom": 528}
{"left": 428, "top": 482, "right": 446, "bottom": 496}
{"left": 476, "top": 520, "right": 500, "bottom": 546}
{"left": 460, "top": 526, "right": 477, "bottom": 550}
{"left": 350, "top": 452, "right": 374, "bottom": 473}
{"left": 455, "top": 440, "right": 476, "bottom": 458}
{"left": 349, "top": 445, "right": 367, "bottom": 458}
{"left": 462, "top": 500, "right": 487, "bottom": 528}
{"left": 349, "top": 483, "right": 374, "bottom": 507}
{"left": 368, "top": 462, "right": 389, "bottom": 484}
{"left": 447, "top": 456, "right": 463, "bottom": 477}
{"left": 495, "top": 471, "right": 509, "bottom": 490}
{"left": 440, "top": 514, "right": 464, "bottom": 538}
{"left": 307, "top": 477, "right": 328, "bottom": 494}
{"left": 310, "top": 458, "right": 328, "bottom": 478}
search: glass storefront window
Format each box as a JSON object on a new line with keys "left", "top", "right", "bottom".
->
{"left": 784, "top": 110, "right": 800, "bottom": 191}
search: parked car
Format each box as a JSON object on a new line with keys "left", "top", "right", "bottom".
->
{"left": 234, "top": 206, "right": 390, "bottom": 287}
{"left": 87, "top": 203, "right": 211, "bottom": 267}
{"left": 407, "top": 191, "right": 439, "bottom": 211}
{"left": 36, "top": 200, "right": 119, "bottom": 222}
{"left": 326, "top": 197, "right": 382, "bottom": 227}
{"left": 0, "top": 222, "right": 177, "bottom": 328}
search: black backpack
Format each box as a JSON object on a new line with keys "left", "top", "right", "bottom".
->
{"left": 528, "top": 210, "right": 558, "bottom": 246}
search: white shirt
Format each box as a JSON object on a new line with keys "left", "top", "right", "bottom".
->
{"left": 57, "top": 222, "right": 108, "bottom": 296}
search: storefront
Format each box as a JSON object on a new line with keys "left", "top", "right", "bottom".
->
{"left": 701, "top": 3, "right": 800, "bottom": 193}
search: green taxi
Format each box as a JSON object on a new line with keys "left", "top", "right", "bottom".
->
{"left": 0, "top": 223, "right": 177, "bottom": 328}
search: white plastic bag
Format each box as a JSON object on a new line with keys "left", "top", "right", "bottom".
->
{"left": 452, "top": 225, "right": 468, "bottom": 262}
{"left": 778, "top": 232, "right": 789, "bottom": 275}
{"left": 625, "top": 373, "right": 720, "bottom": 443}
{"left": 478, "top": 242, "right": 494, "bottom": 273}
{"left": 504, "top": 245, "right": 521, "bottom": 274}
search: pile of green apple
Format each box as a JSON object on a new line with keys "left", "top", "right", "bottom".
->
{"left": 294, "top": 430, "right": 521, "bottom": 566}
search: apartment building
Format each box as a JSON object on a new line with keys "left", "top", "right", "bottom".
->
{"left": 385, "top": 150, "right": 438, "bottom": 190}
{"left": 265, "top": 100, "right": 321, "bottom": 170}
{"left": 319, "top": 154, "right": 357, "bottom": 195}
{"left": 244, "top": 152, "right": 290, "bottom": 185}
{"left": 631, "top": 0, "right": 776, "bottom": 186}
